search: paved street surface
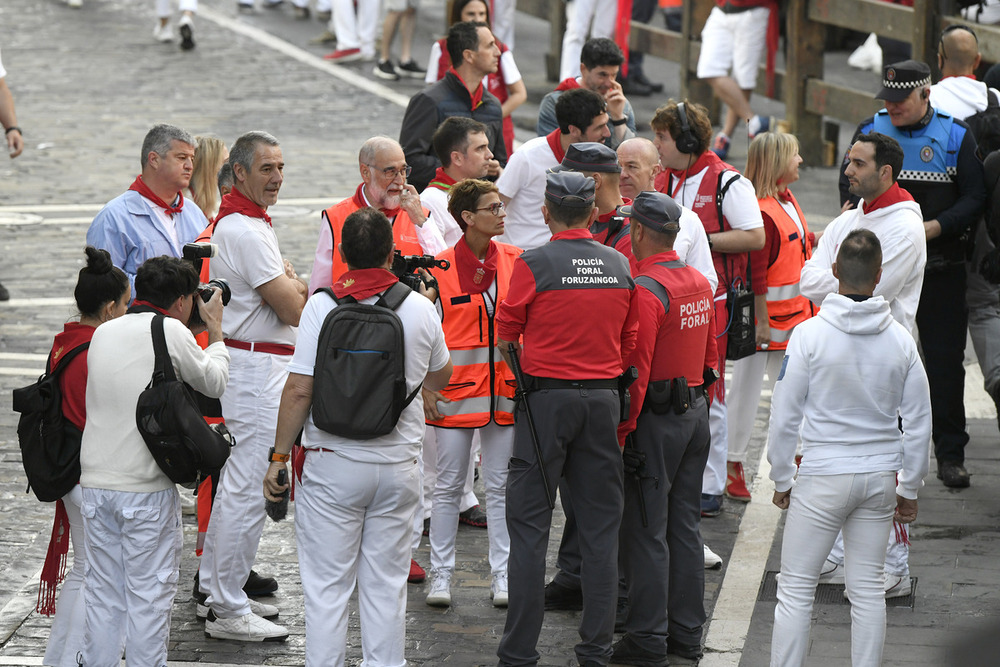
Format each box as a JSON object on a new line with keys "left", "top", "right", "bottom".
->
{"left": 1, "top": 1, "right": 999, "bottom": 664}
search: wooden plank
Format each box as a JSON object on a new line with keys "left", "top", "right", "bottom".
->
{"left": 804, "top": 79, "right": 883, "bottom": 124}
{"left": 786, "top": 0, "right": 826, "bottom": 164}
{"left": 808, "top": 0, "right": 913, "bottom": 41}
{"left": 911, "top": 0, "right": 937, "bottom": 64}
{"left": 629, "top": 23, "right": 685, "bottom": 63}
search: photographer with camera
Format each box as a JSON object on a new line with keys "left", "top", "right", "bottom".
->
{"left": 197, "top": 131, "right": 305, "bottom": 642}
{"left": 308, "top": 136, "right": 446, "bottom": 295}
{"left": 79, "top": 255, "right": 228, "bottom": 666}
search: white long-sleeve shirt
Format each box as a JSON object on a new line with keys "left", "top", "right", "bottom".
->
{"left": 767, "top": 293, "right": 931, "bottom": 499}
{"left": 799, "top": 198, "right": 926, "bottom": 335}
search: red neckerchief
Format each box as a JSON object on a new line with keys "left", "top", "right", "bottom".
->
{"left": 216, "top": 186, "right": 271, "bottom": 225}
{"left": 555, "top": 77, "right": 581, "bottom": 92}
{"left": 939, "top": 75, "right": 978, "bottom": 80}
{"left": 862, "top": 182, "right": 915, "bottom": 215}
{"left": 666, "top": 150, "right": 719, "bottom": 199}
{"left": 448, "top": 67, "right": 484, "bottom": 110}
{"left": 353, "top": 183, "right": 401, "bottom": 220}
{"left": 332, "top": 268, "right": 399, "bottom": 301}
{"left": 38, "top": 500, "right": 70, "bottom": 616}
{"left": 129, "top": 300, "right": 171, "bottom": 315}
{"left": 427, "top": 167, "right": 458, "bottom": 192}
{"left": 776, "top": 187, "right": 792, "bottom": 204}
{"left": 546, "top": 129, "right": 567, "bottom": 162}
{"left": 129, "top": 175, "right": 183, "bottom": 216}
{"left": 454, "top": 237, "right": 498, "bottom": 294}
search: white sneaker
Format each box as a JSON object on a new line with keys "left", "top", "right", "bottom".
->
{"left": 817, "top": 559, "right": 845, "bottom": 585}
{"left": 843, "top": 573, "right": 912, "bottom": 601}
{"left": 425, "top": 569, "right": 452, "bottom": 607}
{"left": 153, "top": 21, "right": 174, "bottom": 42}
{"left": 67, "top": 0, "right": 83, "bottom": 7}
{"left": 204, "top": 610, "right": 289, "bottom": 641}
{"left": 197, "top": 598, "right": 279, "bottom": 620}
{"left": 491, "top": 572, "right": 508, "bottom": 608}
{"left": 703, "top": 544, "right": 723, "bottom": 570}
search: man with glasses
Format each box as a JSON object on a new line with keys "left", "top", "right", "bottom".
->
{"left": 308, "top": 136, "right": 446, "bottom": 295}
{"left": 399, "top": 21, "right": 507, "bottom": 192}
{"left": 930, "top": 26, "right": 1000, "bottom": 435}
{"left": 839, "top": 60, "right": 986, "bottom": 489}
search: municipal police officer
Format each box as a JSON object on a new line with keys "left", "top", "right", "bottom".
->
{"left": 495, "top": 170, "right": 639, "bottom": 667}
{"left": 613, "top": 191, "right": 718, "bottom": 666}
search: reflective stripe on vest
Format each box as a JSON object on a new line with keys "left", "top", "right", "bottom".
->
{"left": 757, "top": 195, "right": 815, "bottom": 350}
{"left": 428, "top": 242, "right": 521, "bottom": 429}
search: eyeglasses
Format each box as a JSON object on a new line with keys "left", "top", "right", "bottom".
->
{"left": 368, "top": 164, "right": 412, "bottom": 180}
{"left": 940, "top": 23, "right": 978, "bottom": 61}
{"left": 474, "top": 201, "right": 506, "bottom": 215}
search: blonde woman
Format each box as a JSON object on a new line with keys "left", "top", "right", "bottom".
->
{"left": 186, "top": 135, "right": 228, "bottom": 220}
{"left": 725, "top": 132, "right": 816, "bottom": 501}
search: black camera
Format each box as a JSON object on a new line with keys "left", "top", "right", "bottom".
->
{"left": 189, "top": 279, "right": 231, "bottom": 327}
{"left": 390, "top": 250, "right": 450, "bottom": 292}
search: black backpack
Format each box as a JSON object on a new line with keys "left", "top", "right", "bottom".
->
{"left": 312, "top": 283, "right": 420, "bottom": 439}
{"left": 964, "top": 89, "right": 1000, "bottom": 160}
{"left": 12, "top": 342, "right": 90, "bottom": 502}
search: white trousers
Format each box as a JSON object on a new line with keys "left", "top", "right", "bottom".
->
{"left": 44, "top": 486, "right": 86, "bottom": 667}
{"left": 828, "top": 515, "right": 910, "bottom": 577}
{"left": 296, "top": 450, "right": 419, "bottom": 667}
{"left": 155, "top": 0, "right": 197, "bottom": 18}
{"left": 727, "top": 350, "right": 784, "bottom": 463}
{"left": 772, "top": 472, "right": 896, "bottom": 667}
{"left": 331, "top": 0, "right": 379, "bottom": 56}
{"left": 429, "top": 423, "right": 513, "bottom": 574}
{"left": 81, "top": 486, "right": 181, "bottom": 667}
{"left": 558, "top": 0, "right": 618, "bottom": 80}
{"left": 200, "top": 348, "right": 289, "bottom": 618}
{"left": 412, "top": 429, "right": 479, "bottom": 550}
{"left": 703, "top": 373, "right": 729, "bottom": 496}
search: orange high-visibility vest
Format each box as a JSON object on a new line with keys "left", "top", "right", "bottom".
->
{"left": 323, "top": 199, "right": 425, "bottom": 284}
{"left": 428, "top": 241, "right": 522, "bottom": 428}
{"left": 758, "top": 194, "right": 815, "bottom": 350}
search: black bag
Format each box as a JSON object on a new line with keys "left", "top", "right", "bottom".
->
{"left": 965, "top": 90, "right": 1000, "bottom": 160}
{"left": 713, "top": 170, "right": 757, "bottom": 361}
{"left": 312, "top": 283, "right": 420, "bottom": 439}
{"left": 135, "top": 315, "right": 233, "bottom": 487}
{"left": 12, "top": 343, "right": 90, "bottom": 502}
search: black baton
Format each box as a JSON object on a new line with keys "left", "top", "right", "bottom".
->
{"left": 624, "top": 434, "right": 649, "bottom": 528}
{"left": 507, "top": 344, "right": 555, "bottom": 510}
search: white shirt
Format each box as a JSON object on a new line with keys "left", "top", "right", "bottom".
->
{"left": 211, "top": 212, "right": 297, "bottom": 346}
{"left": 674, "top": 205, "right": 719, "bottom": 295}
{"left": 496, "top": 135, "right": 560, "bottom": 250}
{"left": 0, "top": 48, "right": 6, "bottom": 79}
{"left": 81, "top": 312, "right": 230, "bottom": 492}
{"left": 288, "top": 289, "right": 450, "bottom": 463}
{"left": 929, "top": 76, "right": 999, "bottom": 121}
{"left": 799, "top": 198, "right": 926, "bottom": 335}
{"left": 421, "top": 186, "right": 464, "bottom": 247}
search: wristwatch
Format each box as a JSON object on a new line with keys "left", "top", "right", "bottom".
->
{"left": 610, "top": 117, "right": 628, "bottom": 127}
{"left": 268, "top": 447, "right": 290, "bottom": 463}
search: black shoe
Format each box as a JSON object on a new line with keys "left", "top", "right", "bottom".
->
{"left": 244, "top": 569, "right": 279, "bottom": 597}
{"left": 237, "top": 2, "right": 254, "bottom": 12}
{"left": 937, "top": 460, "right": 970, "bottom": 488}
{"left": 293, "top": 5, "right": 309, "bottom": 19}
{"left": 374, "top": 59, "right": 401, "bottom": 81}
{"left": 632, "top": 72, "right": 663, "bottom": 93}
{"left": 544, "top": 580, "right": 583, "bottom": 611}
{"left": 396, "top": 58, "right": 427, "bottom": 79}
{"left": 620, "top": 76, "right": 653, "bottom": 97}
{"left": 614, "top": 596, "right": 629, "bottom": 632}
{"left": 179, "top": 20, "right": 195, "bottom": 51}
{"left": 667, "top": 639, "right": 703, "bottom": 659}
{"left": 611, "top": 634, "right": 669, "bottom": 667}
{"left": 459, "top": 504, "right": 488, "bottom": 528}
{"left": 0, "top": 281, "right": 9, "bottom": 301}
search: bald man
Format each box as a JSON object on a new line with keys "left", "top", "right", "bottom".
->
{"left": 929, "top": 25, "right": 1000, "bottom": 428}
{"left": 617, "top": 138, "right": 717, "bottom": 295}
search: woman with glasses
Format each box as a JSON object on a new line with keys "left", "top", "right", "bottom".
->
{"left": 422, "top": 178, "right": 521, "bottom": 608}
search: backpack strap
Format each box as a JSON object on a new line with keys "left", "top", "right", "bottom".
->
{"left": 150, "top": 315, "right": 178, "bottom": 384}
{"left": 714, "top": 170, "right": 752, "bottom": 291}
{"left": 377, "top": 282, "right": 413, "bottom": 311}
{"left": 316, "top": 286, "right": 357, "bottom": 306}
{"left": 45, "top": 341, "right": 91, "bottom": 376}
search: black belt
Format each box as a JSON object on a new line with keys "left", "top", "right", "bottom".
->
{"left": 718, "top": 2, "right": 755, "bottom": 14}
{"left": 642, "top": 379, "right": 706, "bottom": 413}
{"left": 528, "top": 376, "right": 619, "bottom": 390}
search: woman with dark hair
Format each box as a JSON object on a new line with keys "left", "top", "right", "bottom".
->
{"left": 42, "top": 246, "right": 130, "bottom": 667}
{"left": 424, "top": 0, "right": 526, "bottom": 158}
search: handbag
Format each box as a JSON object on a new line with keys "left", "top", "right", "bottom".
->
{"left": 136, "top": 315, "right": 233, "bottom": 488}
{"left": 714, "top": 170, "right": 756, "bottom": 361}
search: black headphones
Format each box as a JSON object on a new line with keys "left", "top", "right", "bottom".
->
{"left": 674, "top": 102, "right": 700, "bottom": 154}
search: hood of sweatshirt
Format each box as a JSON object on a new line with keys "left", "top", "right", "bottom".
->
{"left": 818, "top": 292, "right": 895, "bottom": 335}
{"left": 929, "top": 77, "right": 991, "bottom": 121}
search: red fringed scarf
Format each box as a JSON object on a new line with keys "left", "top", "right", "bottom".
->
{"left": 37, "top": 500, "right": 70, "bottom": 616}
{"left": 427, "top": 167, "right": 458, "bottom": 192}
{"left": 454, "top": 237, "right": 499, "bottom": 294}
{"left": 332, "top": 267, "right": 399, "bottom": 301}
{"left": 129, "top": 175, "right": 184, "bottom": 216}
{"left": 129, "top": 300, "right": 170, "bottom": 315}
{"left": 216, "top": 186, "right": 271, "bottom": 224}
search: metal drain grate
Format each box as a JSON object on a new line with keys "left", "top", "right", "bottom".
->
{"left": 757, "top": 570, "right": 916, "bottom": 608}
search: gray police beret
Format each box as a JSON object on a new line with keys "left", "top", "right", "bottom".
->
{"left": 558, "top": 142, "right": 621, "bottom": 173}
{"left": 875, "top": 60, "right": 932, "bottom": 102}
{"left": 544, "top": 170, "right": 596, "bottom": 208}
{"left": 620, "top": 190, "right": 682, "bottom": 232}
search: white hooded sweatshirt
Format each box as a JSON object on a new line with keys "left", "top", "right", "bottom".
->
{"left": 800, "top": 197, "right": 926, "bottom": 335}
{"left": 767, "top": 293, "right": 931, "bottom": 500}
{"left": 929, "top": 76, "right": 1000, "bottom": 121}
